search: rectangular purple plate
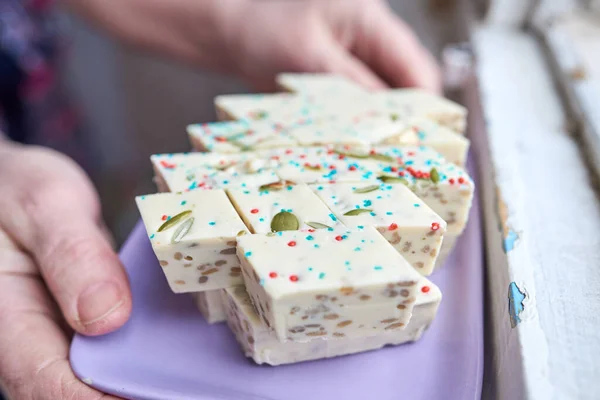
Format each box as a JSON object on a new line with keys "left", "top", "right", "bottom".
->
{"left": 70, "top": 179, "right": 484, "bottom": 400}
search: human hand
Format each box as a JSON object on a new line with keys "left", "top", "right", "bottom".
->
{"left": 0, "top": 141, "right": 131, "bottom": 399}
{"left": 226, "top": 0, "right": 442, "bottom": 92}
{"left": 65, "top": 0, "right": 441, "bottom": 93}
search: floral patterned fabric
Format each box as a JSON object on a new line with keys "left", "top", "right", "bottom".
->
{"left": 0, "top": 0, "right": 95, "bottom": 173}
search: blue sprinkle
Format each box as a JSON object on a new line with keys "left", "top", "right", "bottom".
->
{"left": 342, "top": 235, "right": 348, "bottom": 240}
{"left": 354, "top": 247, "right": 361, "bottom": 251}
{"left": 259, "top": 217, "right": 265, "bottom": 222}
{"left": 166, "top": 216, "right": 172, "bottom": 221}
{"left": 327, "top": 227, "right": 334, "bottom": 232}
{"left": 308, "top": 267, "right": 313, "bottom": 271}
{"left": 329, "top": 213, "right": 337, "bottom": 222}
{"left": 414, "top": 203, "right": 421, "bottom": 207}
{"left": 318, "top": 272, "right": 326, "bottom": 279}
{"left": 370, "top": 212, "right": 376, "bottom": 216}
{"left": 363, "top": 200, "right": 372, "bottom": 207}
{"left": 347, "top": 267, "right": 352, "bottom": 271}
{"left": 386, "top": 211, "right": 393, "bottom": 215}
{"left": 274, "top": 202, "right": 279, "bottom": 206}
{"left": 260, "top": 279, "right": 265, "bottom": 286}
{"left": 188, "top": 182, "right": 198, "bottom": 190}
{"left": 357, "top": 225, "right": 364, "bottom": 229}
{"left": 383, "top": 166, "right": 392, "bottom": 173}
{"left": 345, "top": 261, "right": 350, "bottom": 266}
{"left": 376, "top": 195, "right": 383, "bottom": 199}
{"left": 243, "top": 190, "right": 250, "bottom": 194}
{"left": 374, "top": 266, "right": 383, "bottom": 271}
{"left": 140, "top": 196, "right": 146, "bottom": 200}
{"left": 361, "top": 239, "right": 366, "bottom": 243}
{"left": 241, "top": 183, "right": 247, "bottom": 187}
{"left": 317, "top": 186, "right": 323, "bottom": 191}
{"left": 306, "top": 235, "right": 314, "bottom": 241}
{"left": 223, "top": 180, "right": 229, "bottom": 185}
{"left": 287, "top": 186, "right": 293, "bottom": 191}
{"left": 405, "top": 160, "right": 414, "bottom": 166}
{"left": 245, "top": 251, "right": 252, "bottom": 257}
{"left": 149, "top": 234, "right": 155, "bottom": 239}
{"left": 314, "top": 244, "right": 320, "bottom": 248}
{"left": 209, "top": 221, "right": 216, "bottom": 226}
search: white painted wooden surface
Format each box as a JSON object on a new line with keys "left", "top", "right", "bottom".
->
{"left": 471, "top": 22, "right": 600, "bottom": 400}
{"left": 532, "top": 10, "right": 600, "bottom": 180}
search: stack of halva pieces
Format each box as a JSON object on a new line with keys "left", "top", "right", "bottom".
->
{"left": 136, "top": 74, "right": 474, "bottom": 365}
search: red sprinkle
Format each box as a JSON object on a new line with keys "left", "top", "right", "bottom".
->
{"left": 369, "top": 149, "right": 376, "bottom": 155}
{"left": 390, "top": 166, "right": 398, "bottom": 172}
{"left": 449, "top": 178, "right": 455, "bottom": 184}
{"left": 299, "top": 154, "right": 306, "bottom": 159}
{"left": 329, "top": 165, "right": 336, "bottom": 170}
{"left": 288, "top": 241, "right": 297, "bottom": 247}
{"left": 269, "top": 272, "right": 278, "bottom": 278}
{"left": 335, "top": 235, "right": 343, "bottom": 241}
{"left": 348, "top": 165, "right": 357, "bottom": 171}
{"left": 388, "top": 223, "right": 398, "bottom": 231}
{"left": 271, "top": 156, "right": 280, "bottom": 161}
{"left": 327, "top": 149, "right": 334, "bottom": 155}
{"left": 421, "top": 286, "right": 430, "bottom": 293}
{"left": 247, "top": 129, "right": 255, "bottom": 136}
{"left": 399, "top": 171, "right": 405, "bottom": 177}
{"left": 289, "top": 275, "right": 299, "bottom": 282}
{"left": 251, "top": 209, "right": 259, "bottom": 214}
{"left": 431, "top": 222, "right": 440, "bottom": 231}
{"left": 215, "top": 136, "right": 227, "bottom": 142}
{"left": 308, "top": 229, "right": 315, "bottom": 233}
{"left": 285, "top": 149, "right": 293, "bottom": 155}
{"left": 161, "top": 215, "right": 168, "bottom": 221}
{"left": 458, "top": 177, "right": 465, "bottom": 184}
{"left": 160, "top": 160, "right": 176, "bottom": 169}
{"left": 338, "top": 154, "right": 345, "bottom": 160}
{"left": 407, "top": 151, "right": 415, "bottom": 156}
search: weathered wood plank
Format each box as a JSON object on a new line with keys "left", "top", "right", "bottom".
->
{"left": 471, "top": 25, "right": 600, "bottom": 400}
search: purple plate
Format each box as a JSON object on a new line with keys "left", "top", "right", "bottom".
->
{"left": 70, "top": 185, "right": 484, "bottom": 400}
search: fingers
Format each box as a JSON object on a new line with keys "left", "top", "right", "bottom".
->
{"left": 28, "top": 205, "right": 131, "bottom": 336}
{"left": 0, "top": 259, "right": 121, "bottom": 399}
{"left": 353, "top": 3, "right": 442, "bottom": 93}
{"left": 0, "top": 147, "right": 132, "bottom": 336}
{"left": 320, "top": 38, "right": 389, "bottom": 91}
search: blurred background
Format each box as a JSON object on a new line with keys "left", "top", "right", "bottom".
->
{"left": 42, "top": 0, "right": 467, "bottom": 244}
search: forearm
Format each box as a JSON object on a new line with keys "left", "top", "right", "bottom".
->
{"left": 62, "top": 0, "right": 246, "bottom": 71}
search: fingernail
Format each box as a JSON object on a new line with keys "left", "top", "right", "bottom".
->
{"left": 77, "top": 281, "right": 124, "bottom": 326}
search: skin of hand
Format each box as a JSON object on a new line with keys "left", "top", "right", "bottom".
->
{"left": 0, "top": 141, "right": 128, "bottom": 399}
{"left": 0, "top": 1, "right": 440, "bottom": 398}
{"left": 65, "top": 0, "right": 442, "bottom": 93}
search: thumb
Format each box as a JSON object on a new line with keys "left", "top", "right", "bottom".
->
{"left": 0, "top": 147, "right": 132, "bottom": 336}
{"left": 29, "top": 211, "right": 133, "bottom": 335}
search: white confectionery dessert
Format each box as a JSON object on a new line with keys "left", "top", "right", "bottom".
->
{"left": 227, "top": 183, "right": 344, "bottom": 234}
{"left": 187, "top": 120, "right": 297, "bottom": 153}
{"left": 223, "top": 278, "right": 441, "bottom": 365}
{"left": 311, "top": 182, "right": 446, "bottom": 275}
{"left": 136, "top": 191, "right": 249, "bottom": 293}
{"left": 192, "top": 290, "right": 227, "bottom": 324}
{"left": 236, "top": 227, "right": 423, "bottom": 342}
